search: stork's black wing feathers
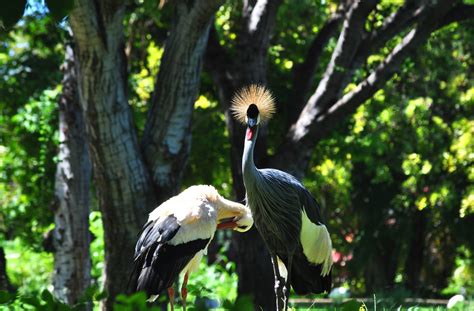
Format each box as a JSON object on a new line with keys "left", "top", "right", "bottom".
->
{"left": 135, "top": 238, "right": 209, "bottom": 296}
{"left": 134, "top": 215, "right": 180, "bottom": 259}
{"left": 128, "top": 214, "right": 210, "bottom": 297}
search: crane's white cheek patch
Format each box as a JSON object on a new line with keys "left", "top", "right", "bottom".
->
{"left": 300, "top": 210, "right": 333, "bottom": 276}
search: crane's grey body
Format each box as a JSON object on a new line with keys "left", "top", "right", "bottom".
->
{"left": 243, "top": 127, "right": 325, "bottom": 250}
{"left": 242, "top": 121, "right": 332, "bottom": 310}
{"left": 245, "top": 167, "right": 303, "bottom": 251}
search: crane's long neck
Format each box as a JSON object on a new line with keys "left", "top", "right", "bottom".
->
{"left": 242, "top": 126, "right": 259, "bottom": 187}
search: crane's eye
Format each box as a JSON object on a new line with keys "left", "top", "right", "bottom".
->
{"left": 247, "top": 104, "right": 259, "bottom": 119}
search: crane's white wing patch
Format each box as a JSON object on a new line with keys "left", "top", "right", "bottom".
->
{"left": 300, "top": 210, "right": 333, "bottom": 276}
{"left": 276, "top": 256, "right": 288, "bottom": 281}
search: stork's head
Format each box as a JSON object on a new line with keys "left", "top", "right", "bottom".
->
{"left": 231, "top": 84, "right": 275, "bottom": 129}
{"left": 233, "top": 208, "right": 253, "bottom": 232}
{"left": 215, "top": 196, "right": 254, "bottom": 232}
{"left": 217, "top": 212, "right": 253, "bottom": 232}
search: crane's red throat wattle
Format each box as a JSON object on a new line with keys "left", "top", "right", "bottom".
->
{"left": 246, "top": 128, "right": 254, "bottom": 140}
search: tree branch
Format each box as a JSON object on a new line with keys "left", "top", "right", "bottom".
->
{"left": 270, "top": 0, "right": 455, "bottom": 177}
{"left": 359, "top": 0, "right": 424, "bottom": 58}
{"left": 336, "top": 0, "right": 426, "bottom": 105}
{"left": 288, "top": 0, "right": 377, "bottom": 144}
{"left": 288, "top": 3, "right": 348, "bottom": 125}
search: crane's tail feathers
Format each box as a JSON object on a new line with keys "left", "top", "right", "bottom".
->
{"left": 231, "top": 85, "right": 276, "bottom": 124}
{"left": 291, "top": 263, "right": 332, "bottom": 295}
{"left": 290, "top": 254, "right": 332, "bottom": 295}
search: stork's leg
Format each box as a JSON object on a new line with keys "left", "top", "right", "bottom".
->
{"left": 181, "top": 272, "right": 189, "bottom": 311}
{"left": 168, "top": 287, "right": 175, "bottom": 311}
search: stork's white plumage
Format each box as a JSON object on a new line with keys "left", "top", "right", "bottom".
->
{"left": 129, "top": 185, "right": 252, "bottom": 310}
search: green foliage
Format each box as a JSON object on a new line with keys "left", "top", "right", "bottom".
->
{"left": 114, "top": 292, "right": 160, "bottom": 311}
{"left": 89, "top": 212, "right": 105, "bottom": 285}
{"left": 2, "top": 238, "right": 53, "bottom": 296}
{"left": 443, "top": 247, "right": 474, "bottom": 296}
{"left": 0, "top": 289, "right": 93, "bottom": 310}
{"left": 340, "top": 299, "right": 365, "bottom": 311}
{"left": 0, "top": 12, "right": 64, "bottom": 247}
{"left": 302, "top": 19, "right": 474, "bottom": 295}
{"left": 1, "top": 88, "right": 59, "bottom": 245}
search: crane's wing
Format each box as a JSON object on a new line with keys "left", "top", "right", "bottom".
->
{"left": 129, "top": 214, "right": 210, "bottom": 296}
{"left": 298, "top": 187, "right": 333, "bottom": 271}
{"left": 259, "top": 168, "right": 332, "bottom": 293}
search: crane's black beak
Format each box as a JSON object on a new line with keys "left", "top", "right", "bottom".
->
{"left": 247, "top": 117, "right": 258, "bottom": 128}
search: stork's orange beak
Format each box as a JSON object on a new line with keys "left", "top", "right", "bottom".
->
{"left": 217, "top": 217, "right": 238, "bottom": 230}
{"left": 217, "top": 221, "right": 237, "bottom": 230}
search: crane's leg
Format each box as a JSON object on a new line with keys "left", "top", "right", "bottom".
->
{"left": 181, "top": 272, "right": 189, "bottom": 311}
{"left": 168, "top": 287, "right": 175, "bottom": 311}
{"left": 283, "top": 254, "right": 293, "bottom": 311}
{"left": 270, "top": 254, "right": 286, "bottom": 311}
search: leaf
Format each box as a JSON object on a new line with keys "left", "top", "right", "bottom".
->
{"left": 340, "top": 299, "right": 364, "bottom": 311}
{"left": 0, "top": 0, "right": 27, "bottom": 29}
{"left": 0, "top": 291, "right": 15, "bottom": 304}
{"left": 94, "top": 290, "right": 108, "bottom": 301}
{"left": 45, "top": 0, "right": 75, "bottom": 21}
{"left": 20, "top": 296, "right": 43, "bottom": 308}
{"left": 78, "top": 284, "right": 100, "bottom": 303}
{"left": 41, "top": 289, "right": 55, "bottom": 305}
{"left": 230, "top": 295, "right": 254, "bottom": 311}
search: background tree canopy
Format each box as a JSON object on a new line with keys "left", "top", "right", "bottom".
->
{"left": 0, "top": 0, "right": 473, "bottom": 310}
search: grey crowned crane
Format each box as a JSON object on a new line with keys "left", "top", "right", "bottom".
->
{"left": 231, "top": 85, "right": 333, "bottom": 310}
{"left": 129, "top": 185, "right": 253, "bottom": 311}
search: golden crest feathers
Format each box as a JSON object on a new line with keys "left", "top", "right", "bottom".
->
{"left": 231, "top": 85, "right": 276, "bottom": 124}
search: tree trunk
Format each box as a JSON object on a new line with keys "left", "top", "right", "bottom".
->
{"left": 141, "top": 0, "right": 224, "bottom": 203}
{"left": 70, "top": 1, "right": 226, "bottom": 308}
{"left": 0, "top": 247, "right": 14, "bottom": 293}
{"left": 404, "top": 209, "right": 427, "bottom": 293}
{"left": 69, "top": 1, "right": 156, "bottom": 308}
{"left": 52, "top": 43, "right": 92, "bottom": 307}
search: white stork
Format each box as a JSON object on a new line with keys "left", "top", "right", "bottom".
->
{"left": 129, "top": 185, "right": 253, "bottom": 310}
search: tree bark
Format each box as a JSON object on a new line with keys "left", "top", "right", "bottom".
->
{"left": 404, "top": 209, "right": 427, "bottom": 293}
{"left": 142, "top": 0, "right": 224, "bottom": 203}
{"left": 0, "top": 247, "right": 14, "bottom": 293}
{"left": 52, "top": 43, "right": 92, "bottom": 307}
{"left": 69, "top": 1, "right": 156, "bottom": 308}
